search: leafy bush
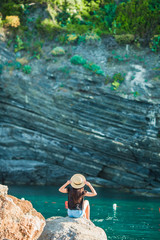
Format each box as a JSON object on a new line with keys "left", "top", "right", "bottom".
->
{"left": 70, "top": 55, "right": 104, "bottom": 75}
{"left": 14, "top": 35, "right": 25, "bottom": 52}
{"left": 5, "top": 15, "right": 20, "bottom": 28}
{"left": 114, "top": 34, "right": 135, "bottom": 44}
{"left": 84, "top": 62, "right": 104, "bottom": 75}
{"left": 66, "top": 33, "right": 78, "bottom": 43}
{"left": 30, "top": 40, "right": 44, "bottom": 54}
{"left": 51, "top": 47, "right": 65, "bottom": 56}
{"left": 57, "top": 33, "right": 78, "bottom": 44}
{"left": 23, "top": 65, "right": 31, "bottom": 74}
{"left": 57, "top": 31, "right": 101, "bottom": 45}
{"left": 66, "top": 23, "right": 92, "bottom": 35}
{"left": 100, "top": 3, "right": 117, "bottom": 29}
{"left": 106, "top": 72, "right": 125, "bottom": 90}
{"left": 113, "top": 73, "right": 124, "bottom": 83}
{"left": 70, "top": 55, "right": 86, "bottom": 65}
{"left": 1, "top": 2, "right": 23, "bottom": 19}
{"left": 150, "top": 35, "right": 160, "bottom": 52}
{"left": 85, "top": 32, "right": 100, "bottom": 41}
{"left": 114, "top": 0, "right": 160, "bottom": 40}
{"left": 36, "top": 18, "right": 65, "bottom": 39}
{"left": 149, "top": 0, "right": 160, "bottom": 12}
{"left": 111, "top": 73, "right": 125, "bottom": 90}
{"left": 58, "top": 66, "right": 71, "bottom": 75}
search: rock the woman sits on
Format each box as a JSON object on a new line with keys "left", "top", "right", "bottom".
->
{"left": 59, "top": 173, "right": 97, "bottom": 219}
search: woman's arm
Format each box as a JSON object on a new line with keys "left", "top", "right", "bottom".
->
{"left": 84, "top": 181, "right": 97, "bottom": 197}
{"left": 59, "top": 180, "right": 71, "bottom": 193}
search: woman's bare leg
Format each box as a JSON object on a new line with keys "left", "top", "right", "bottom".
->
{"left": 83, "top": 200, "right": 90, "bottom": 220}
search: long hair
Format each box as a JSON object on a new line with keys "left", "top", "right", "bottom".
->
{"left": 71, "top": 187, "right": 86, "bottom": 204}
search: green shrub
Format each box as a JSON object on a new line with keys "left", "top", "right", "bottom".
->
{"left": 58, "top": 32, "right": 101, "bottom": 45}
{"left": 150, "top": 35, "right": 160, "bottom": 52}
{"left": 113, "top": 73, "right": 124, "bottom": 82}
{"left": 114, "top": 0, "right": 160, "bottom": 40}
{"left": 58, "top": 66, "right": 71, "bottom": 75}
{"left": 51, "top": 47, "right": 65, "bottom": 56}
{"left": 84, "top": 62, "right": 104, "bottom": 75}
{"left": 70, "top": 55, "right": 105, "bottom": 75}
{"left": 36, "top": 18, "right": 65, "bottom": 39}
{"left": 70, "top": 55, "right": 86, "bottom": 65}
{"left": 30, "top": 40, "right": 44, "bottom": 55}
{"left": 1, "top": 2, "right": 23, "bottom": 19}
{"left": 23, "top": 65, "right": 31, "bottom": 74}
{"left": 66, "top": 23, "right": 92, "bottom": 34}
{"left": 111, "top": 73, "right": 125, "bottom": 90}
{"left": 14, "top": 35, "right": 25, "bottom": 52}
{"left": 149, "top": 0, "right": 160, "bottom": 12}
{"left": 115, "top": 34, "right": 135, "bottom": 44}
{"left": 100, "top": 3, "right": 117, "bottom": 29}
{"left": 66, "top": 33, "right": 78, "bottom": 43}
{"left": 57, "top": 33, "right": 78, "bottom": 44}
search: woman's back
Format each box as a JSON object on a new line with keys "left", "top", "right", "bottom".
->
{"left": 68, "top": 186, "right": 86, "bottom": 210}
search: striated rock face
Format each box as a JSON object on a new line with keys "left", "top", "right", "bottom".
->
{"left": 38, "top": 216, "right": 107, "bottom": 240}
{"left": 0, "top": 184, "right": 45, "bottom": 240}
{"left": 0, "top": 39, "right": 160, "bottom": 195}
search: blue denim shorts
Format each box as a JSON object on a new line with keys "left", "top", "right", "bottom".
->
{"left": 68, "top": 209, "right": 85, "bottom": 218}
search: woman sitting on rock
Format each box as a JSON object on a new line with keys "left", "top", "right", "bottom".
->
{"left": 59, "top": 173, "right": 97, "bottom": 220}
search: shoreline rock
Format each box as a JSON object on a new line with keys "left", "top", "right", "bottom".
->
{"left": 0, "top": 184, "right": 46, "bottom": 240}
{"left": 38, "top": 216, "right": 107, "bottom": 240}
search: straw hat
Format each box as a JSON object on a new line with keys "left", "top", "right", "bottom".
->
{"left": 71, "top": 174, "right": 86, "bottom": 189}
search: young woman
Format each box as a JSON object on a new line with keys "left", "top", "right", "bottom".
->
{"left": 59, "top": 173, "right": 97, "bottom": 219}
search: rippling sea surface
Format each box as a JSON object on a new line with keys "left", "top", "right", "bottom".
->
{"left": 9, "top": 185, "right": 160, "bottom": 240}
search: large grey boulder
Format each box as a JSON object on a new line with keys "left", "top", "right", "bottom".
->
{"left": 38, "top": 216, "right": 107, "bottom": 240}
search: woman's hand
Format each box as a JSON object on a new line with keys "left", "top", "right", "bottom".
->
{"left": 85, "top": 181, "right": 91, "bottom": 186}
{"left": 67, "top": 180, "right": 71, "bottom": 185}
{"left": 84, "top": 181, "right": 97, "bottom": 197}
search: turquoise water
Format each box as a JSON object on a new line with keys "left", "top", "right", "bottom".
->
{"left": 9, "top": 185, "right": 160, "bottom": 240}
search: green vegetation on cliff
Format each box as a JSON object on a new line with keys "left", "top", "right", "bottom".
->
{"left": 0, "top": 0, "right": 159, "bottom": 49}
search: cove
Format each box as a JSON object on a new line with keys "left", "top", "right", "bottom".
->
{"left": 9, "top": 185, "right": 160, "bottom": 240}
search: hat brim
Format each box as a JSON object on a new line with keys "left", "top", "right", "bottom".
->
{"left": 71, "top": 174, "right": 86, "bottom": 189}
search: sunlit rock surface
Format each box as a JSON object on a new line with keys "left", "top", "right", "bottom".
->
{"left": 38, "top": 216, "right": 107, "bottom": 240}
{"left": 0, "top": 184, "right": 45, "bottom": 240}
{"left": 0, "top": 39, "right": 160, "bottom": 195}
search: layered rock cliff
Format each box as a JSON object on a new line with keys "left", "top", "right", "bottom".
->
{"left": 0, "top": 38, "right": 160, "bottom": 195}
